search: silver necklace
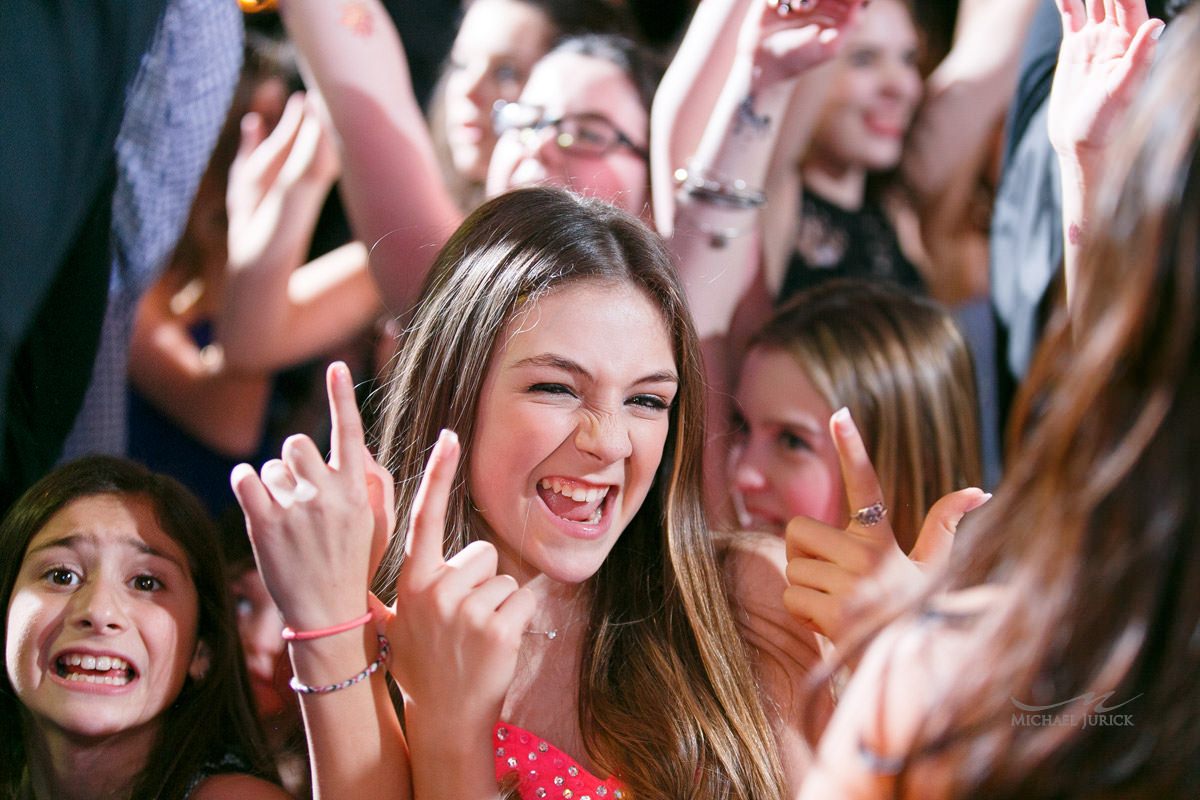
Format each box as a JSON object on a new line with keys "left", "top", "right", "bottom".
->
{"left": 524, "top": 628, "right": 559, "bottom": 640}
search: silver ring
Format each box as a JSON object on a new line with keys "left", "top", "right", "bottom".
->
{"left": 776, "top": 1, "right": 792, "bottom": 16}
{"left": 853, "top": 501, "right": 888, "bottom": 527}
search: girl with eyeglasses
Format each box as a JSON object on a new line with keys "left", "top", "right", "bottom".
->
{"left": 218, "top": 3, "right": 667, "bottom": 383}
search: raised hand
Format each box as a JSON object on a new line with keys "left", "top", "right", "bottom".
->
{"left": 383, "top": 430, "right": 536, "bottom": 731}
{"left": 782, "top": 408, "right": 988, "bottom": 643}
{"left": 1047, "top": 0, "right": 1163, "bottom": 160}
{"left": 745, "top": 0, "right": 866, "bottom": 90}
{"left": 226, "top": 90, "right": 341, "bottom": 272}
{"left": 231, "top": 361, "right": 387, "bottom": 631}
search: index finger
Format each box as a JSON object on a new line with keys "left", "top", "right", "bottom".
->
{"left": 828, "top": 408, "right": 890, "bottom": 537}
{"left": 327, "top": 361, "right": 366, "bottom": 485}
{"left": 405, "top": 429, "right": 460, "bottom": 575}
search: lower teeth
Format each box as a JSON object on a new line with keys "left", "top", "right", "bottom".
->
{"left": 65, "top": 672, "right": 129, "bottom": 686}
{"left": 587, "top": 506, "right": 602, "bottom": 525}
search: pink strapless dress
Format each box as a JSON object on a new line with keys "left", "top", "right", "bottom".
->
{"left": 493, "top": 722, "right": 627, "bottom": 799}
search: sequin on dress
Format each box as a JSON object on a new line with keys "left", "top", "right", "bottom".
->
{"left": 493, "top": 722, "right": 626, "bottom": 800}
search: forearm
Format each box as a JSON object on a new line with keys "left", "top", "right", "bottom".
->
{"left": 276, "top": 0, "right": 461, "bottom": 310}
{"left": 651, "top": 0, "right": 756, "bottom": 231}
{"left": 225, "top": 242, "right": 381, "bottom": 372}
{"left": 129, "top": 311, "right": 271, "bottom": 457}
{"left": 220, "top": 173, "right": 331, "bottom": 369}
{"left": 1056, "top": 152, "right": 1102, "bottom": 315}
{"left": 405, "top": 704, "right": 500, "bottom": 800}
{"left": 290, "top": 627, "right": 412, "bottom": 800}
{"left": 903, "top": 0, "right": 1040, "bottom": 201}
{"left": 671, "top": 55, "right": 795, "bottom": 339}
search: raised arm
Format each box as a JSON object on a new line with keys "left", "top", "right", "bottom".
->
{"left": 219, "top": 93, "right": 382, "bottom": 372}
{"left": 129, "top": 275, "right": 272, "bottom": 458}
{"left": 232, "top": 363, "right": 410, "bottom": 799}
{"left": 656, "top": 0, "right": 861, "bottom": 520}
{"left": 275, "top": 0, "right": 462, "bottom": 312}
{"left": 903, "top": 0, "right": 1041, "bottom": 203}
{"left": 902, "top": 0, "right": 1040, "bottom": 303}
{"left": 1046, "top": 0, "right": 1162, "bottom": 310}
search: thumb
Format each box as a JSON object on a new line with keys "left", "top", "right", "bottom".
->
{"left": 908, "top": 487, "right": 991, "bottom": 566}
{"left": 367, "top": 591, "right": 395, "bottom": 631}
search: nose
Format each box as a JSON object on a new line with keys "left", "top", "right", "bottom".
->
{"left": 574, "top": 411, "right": 633, "bottom": 463}
{"left": 881, "top": 59, "right": 921, "bottom": 104}
{"left": 731, "top": 443, "right": 768, "bottom": 494}
{"left": 241, "top": 610, "right": 286, "bottom": 682}
{"left": 67, "top": 579, "right": 130, "bottom": 634}
{"left": 459, "top": 64, "right": 493, "bottom": 110}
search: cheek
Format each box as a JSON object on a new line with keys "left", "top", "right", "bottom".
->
{"left": 5, "top": 594, "right": 47, "bottom": 685}
{"left": 572, "top": 159, "right": 647, "bottom": 213}
{"left": 156, "top": 599, "right": 202, "bottom": 674}
{"left": 778, "top": 460, "right": 845, "bottom": 526}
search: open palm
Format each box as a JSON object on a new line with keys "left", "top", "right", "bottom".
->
{"left": 1048, "top": 0, "right": 1163, "bottom": 158}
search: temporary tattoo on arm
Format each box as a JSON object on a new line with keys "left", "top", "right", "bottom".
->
{"left": 1068, "top": 222, "right": 1083, "bottom": 246}
{"left": 340, "top": 1, "right": 375, "bottom": 37}
{"left": 733, "top": 93, "right": 772, "bottom": 137}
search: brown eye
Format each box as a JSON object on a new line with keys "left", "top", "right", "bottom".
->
{"left": 132, "top": 575, "right": 163, "bottom": 592}
{"left": 46, "top": 568, "right": 79, "bottom": 587}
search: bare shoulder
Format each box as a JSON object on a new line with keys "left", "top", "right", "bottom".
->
{"left": 717, "top": 531, "right": 824, "bottom": 696}
{"left": 719, "top": 531, "right": 830, "bottom": 789}
{"left": 189, "top": 773, "right": 294, "bottom": 800}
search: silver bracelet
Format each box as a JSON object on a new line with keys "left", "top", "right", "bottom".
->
{"left": 675, "top": 163, "right": 767, "bottom": 210}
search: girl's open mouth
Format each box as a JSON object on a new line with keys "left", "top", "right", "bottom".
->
{"left": 55, "top": 652, "right": 137, "bottom": 687}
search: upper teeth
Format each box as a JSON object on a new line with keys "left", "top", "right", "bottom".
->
{"left": 539, "top": 478, "right": 608, "bottom": 503}
{"left": 62, "top": 653, "right": 129, "bottom": 672}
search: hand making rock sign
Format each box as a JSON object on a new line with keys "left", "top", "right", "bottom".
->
{"left": 231, "top": 361, "right": 410, "bottom": 799}
{"left": 783, "top": 407, "right": 990, "bottom": 645}
{"left": 384, "top": 429, "right": 537, "bottom": 798}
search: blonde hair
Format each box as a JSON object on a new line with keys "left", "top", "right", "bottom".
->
{"left": 375, "top": 187, "right": 785, "bottom": 799}
{"left": 747, "top": 279, "right": 981, "bottom": 551}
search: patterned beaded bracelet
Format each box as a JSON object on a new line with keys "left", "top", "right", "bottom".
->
{"left": 289, "top": 634, "right": 391, "bottom": 695}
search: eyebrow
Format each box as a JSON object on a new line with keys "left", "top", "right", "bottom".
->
{"left": 773, "top": 417, "right": 825, "bottom": 437}
{"left": 26, "top": 533, "right": 187, "bottom": 572}
{"left": 512, "top": 353, "right": 678, "bottom": 386}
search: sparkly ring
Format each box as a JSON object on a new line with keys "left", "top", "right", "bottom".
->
{"left": 853, "top": 501, "right": 888, "bottom": 528}
{"left": 776, "top": 1, "right": 793, "bottom": 16}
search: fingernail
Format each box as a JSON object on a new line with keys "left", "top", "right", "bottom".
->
{"left": 439, "top": 428, "right": 459, "bottom": 447}
{"left": 831, "top": 407, "right": 855, "bottom": 435}
{"left": 332, "top": 361, "right": 350, "bottom": 384}
{"left": 981, "top": 492, "right": 993, "bottom": 502}
{"left": 1151, "top": 22, "right": 1164, "bottom": 40}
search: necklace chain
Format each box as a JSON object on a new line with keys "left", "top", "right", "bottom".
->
{"left": 523, "top": 628, "right": 558, "bottom": 640}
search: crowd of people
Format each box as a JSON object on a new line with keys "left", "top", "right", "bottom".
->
{"left": 3, "top": 0, "right": 1198, "bottom": 797}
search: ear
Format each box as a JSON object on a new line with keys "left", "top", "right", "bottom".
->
{"left": 189, "top": 639, "right": 213, "bottom": 682}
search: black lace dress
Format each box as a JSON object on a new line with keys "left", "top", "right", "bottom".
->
{"left": 779, "top": 190, "right": 924, "bottom": 303}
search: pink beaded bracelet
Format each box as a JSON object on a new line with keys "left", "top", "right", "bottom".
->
{"left": 281, "top": 610, "right": 374, "bottom": 641}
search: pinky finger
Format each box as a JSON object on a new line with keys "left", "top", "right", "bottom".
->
{"left": 494, "top": 585, "right": 538, "bottom": 638}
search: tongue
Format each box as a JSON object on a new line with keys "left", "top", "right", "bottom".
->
{"left": 538, "top": 486, "right": 603, "bottom": 523}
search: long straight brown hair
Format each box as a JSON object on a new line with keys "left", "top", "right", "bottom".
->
{"left": 747, "top": 279, "right": 981, "bottom": 553}
{"left": 850, "top": 8, "right": 1200, "bottom": 796}
{"left": 374, "top": 187, "right": 785, "bottom": 799}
